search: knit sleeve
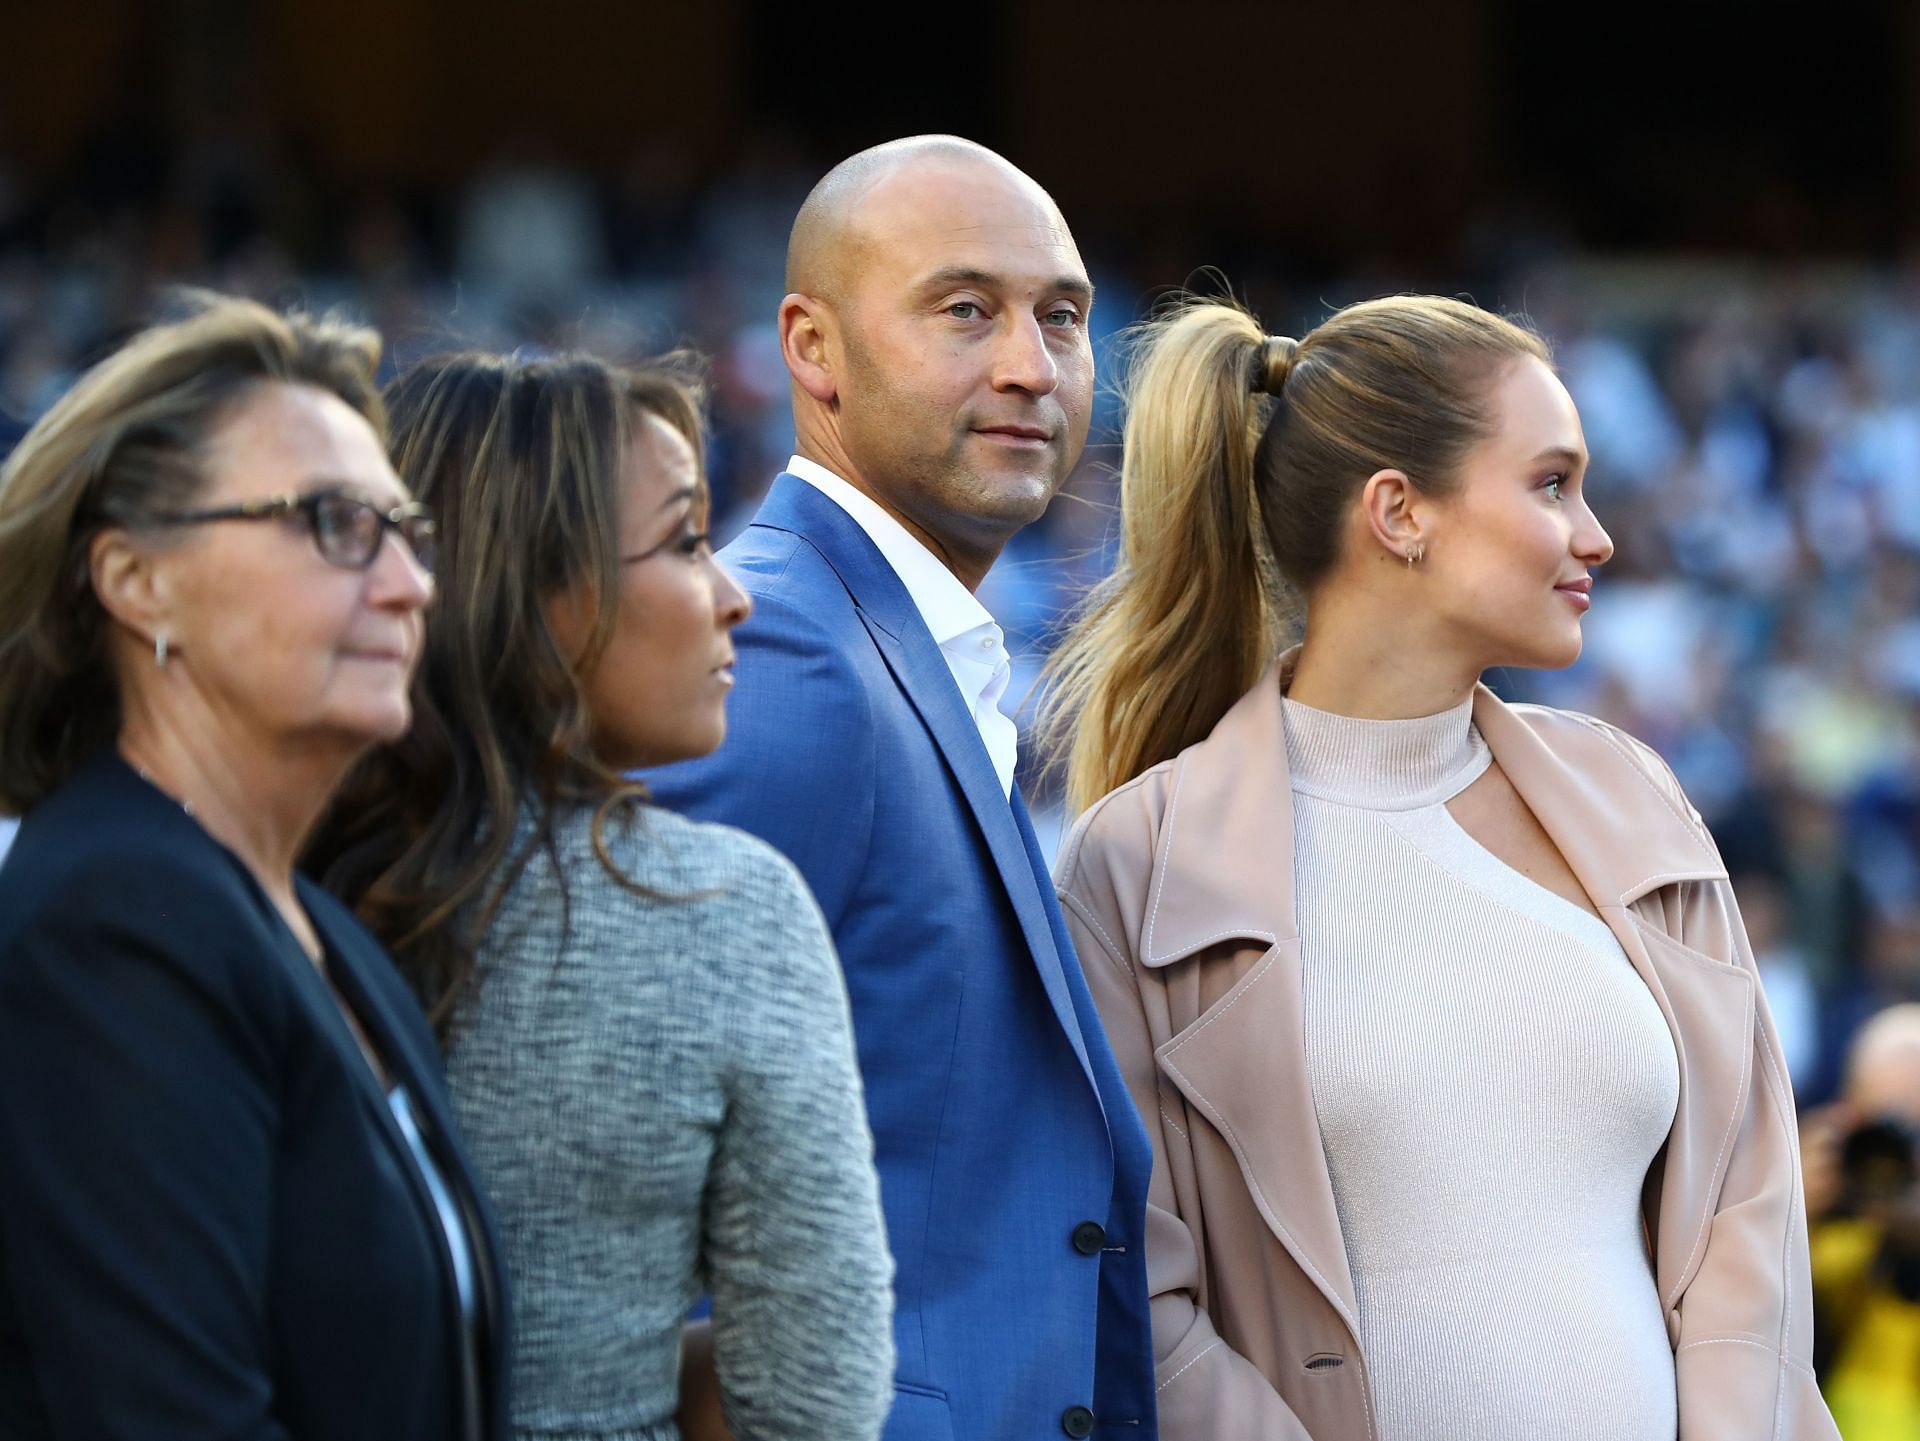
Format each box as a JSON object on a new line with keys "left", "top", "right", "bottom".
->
{"left": 697, "top": 836, "right": 895, "bottom": 1441}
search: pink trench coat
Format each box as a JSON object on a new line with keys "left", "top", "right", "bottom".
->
{"left": 1054, "top": 657, "right": 1839, "bottom": 1441}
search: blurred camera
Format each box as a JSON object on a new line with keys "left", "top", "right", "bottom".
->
{"left": 1837, "top": 1118, "right": 1920, "bottom": 1304}
{"left": 1839, "top": 1118, "right": 1918, "bottom": 1208}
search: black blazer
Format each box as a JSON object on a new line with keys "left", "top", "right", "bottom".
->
{"left": 0, "top": 752, "right": 511, "bottom": 1441}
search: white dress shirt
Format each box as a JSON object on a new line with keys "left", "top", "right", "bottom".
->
{"left": 787, "top": 456, "right": 1018, "bottom": 798}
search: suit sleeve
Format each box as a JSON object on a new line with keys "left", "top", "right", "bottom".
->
{"left": 641, "top": 587, "right": 876, "bottom": 929}
{"left": 1056, "top": 854, "right": 1313, "bottom": 1441}
{"left": 0, "top": 857, "right": 292, "bottom": 1440}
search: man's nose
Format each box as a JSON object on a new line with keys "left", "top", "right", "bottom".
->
{"left": 993, "top": 312, "right": 1059, "bottom": 395}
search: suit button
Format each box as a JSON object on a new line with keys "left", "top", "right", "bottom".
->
{"left": 1071, "top": 1220, "right": 1107, "bottom": 1255}
{"left": 1061, "top": 1406, "right": 1096, "bottom": 1437}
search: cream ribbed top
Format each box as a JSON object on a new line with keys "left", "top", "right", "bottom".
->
{"left": 1284, "top": 693, "right": 1679, "bottom": 1441}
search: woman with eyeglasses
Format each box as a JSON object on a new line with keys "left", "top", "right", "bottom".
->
{"left": 0, "top": 295, "right": 512, "bottom": 1441}
{"left": 310, "top": 351, "right": 894, "bottom": 1441}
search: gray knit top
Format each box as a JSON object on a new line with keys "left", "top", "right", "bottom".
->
{"left": 443, "top": 802, "right": 894, "bottom": 1441}
{"left": 1285, "top": 694, "right": 1680, "bottom": 1441}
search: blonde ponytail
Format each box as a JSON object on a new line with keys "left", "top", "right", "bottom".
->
{"left": 1039, "top": 292, "right": 1549, "bottom": 819}
{"left": 1039, "top": 300, "right": 1288, "bottom": 817}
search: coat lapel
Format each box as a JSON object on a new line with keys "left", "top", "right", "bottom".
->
{"left": 1473, "top": 698, "right": 1753, "bottom": 1314}
{"left": 309, "top": 891, "right": 472, "bottom": 1173}
{"left": 1135, "top": 669, "right": 1361, "bottom": 1335}
{"left": 1156, "top": 934, "right": 1362, "bottom": 1334}
{"left": 305, "top": 889, "right": 508, "bottom": 1432}
{"left": 753, "top": 475, "right": 1096, "bottom": 1089}
{"left": 1010, "top": 783, "right": 1102, "bottom": 1100}
{"left": 1467, "top": 691, "right": 1727, "bottom": 910}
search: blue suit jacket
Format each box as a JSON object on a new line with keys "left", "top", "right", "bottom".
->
{"left": 647, "top": 475, "right": 1156, "bottom": 1440}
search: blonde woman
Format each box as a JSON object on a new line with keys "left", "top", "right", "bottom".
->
{"left": 1044, "top": 296, "right": 1836, "bottom": 1440}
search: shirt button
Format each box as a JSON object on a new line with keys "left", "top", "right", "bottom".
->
{"left": 1071, "top": 1220, "right": 1107, "bottom": 1255}
{"left": 1061, "top": 1406, "right": 1096, "bottom": 1437}
{"left": 980, "top": 635, "right": 996, "bottom": 650}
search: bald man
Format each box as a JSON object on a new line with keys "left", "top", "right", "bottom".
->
{"left": 647, "top": 138, "right": 1157, "bottom": 1440}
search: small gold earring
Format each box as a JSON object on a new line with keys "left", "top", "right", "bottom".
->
{"left": 1405, "top": 544, "right": 1424, "bottom": 568}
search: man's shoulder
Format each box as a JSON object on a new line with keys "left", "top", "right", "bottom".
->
{"left": 722, "top": 516, "right": 846, "bottom": 596}
{"left": 643, "top": 522, "right": 881, "bottom": 833}
{"left": 718, "top": 519, "right": 861, "bottom": 633}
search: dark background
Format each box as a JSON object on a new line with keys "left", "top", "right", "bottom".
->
{"left": 7, "top": 1, "right": 1918, "bottom": 274}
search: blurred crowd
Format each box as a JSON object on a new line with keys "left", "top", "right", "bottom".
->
{"left": 8, "top": 136, "right": 1920, "bottom": 1117}
{"left": 9, "top": 118, "right": 1920, "bottom": 1431}
{"left": 11, "top": 141, "right": 1920, "bottom": 1112}
{"left": 11, "top": 126, "right": 1920, "bottom": 1435}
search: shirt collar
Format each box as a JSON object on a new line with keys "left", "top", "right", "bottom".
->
{"left": 787, "top": 455, "right": 999, "bottom": 649}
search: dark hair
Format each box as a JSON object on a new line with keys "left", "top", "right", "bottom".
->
{"left": 312, "top": 349, "right": 707, "bottom": 1028}
{"left": 1043, "top": 294, "right": 1551, "bottom": 813}
{"left": 0, "top": 293, "right": 384, "bottom": 812}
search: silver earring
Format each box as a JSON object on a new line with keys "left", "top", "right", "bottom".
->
{"left": 1405, "top": 543, "right": 1424, "bottom": 568}
{"left": 154, "top": 631, "right": 170, "bottom": 668}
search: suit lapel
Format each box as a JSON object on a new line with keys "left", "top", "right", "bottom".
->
{"left": 855, "top": 592, "right": 1100, "bottom": 1093}
{"left": 309, "top": 892, "right": 502, "bottom": 1239}
{"left": 754, "top": 475, "right": 1097, "bottom": 1090}
{"left": 309, "top": 896, "right": 452, "bottom": 1136}
{"left": 299, "top": 887, "right": 508, "bottom": 1396}
{"left": 1014, "top": 780, "right": 1100, "bottom": 1089}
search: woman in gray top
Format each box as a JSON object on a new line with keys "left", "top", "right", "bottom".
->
{"left": 315, "top": 351, "right": 894, "bottom": 1441}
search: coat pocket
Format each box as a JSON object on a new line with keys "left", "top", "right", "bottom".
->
{"left": 882, "top": 1380, "right": 953, "bottom": 1441}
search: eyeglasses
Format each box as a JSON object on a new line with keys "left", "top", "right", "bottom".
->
{"left": 149, "top": 491, "right": 438, "bottom": 576}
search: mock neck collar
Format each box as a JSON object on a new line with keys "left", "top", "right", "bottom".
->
{"left": 1281, "top": 691, "right": 1487, "bottom": 810}
{"left": 1122, "top": 648, "right": 1728, "bottom": 969}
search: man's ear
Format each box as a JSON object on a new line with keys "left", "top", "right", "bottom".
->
{"left": 90, "top": 528, "right": 171, "bottom": 652}
{"left": 779, "top": 293, "right": 839, "bottom": 406}
{"left": 1358, "top": 468, "right": 1428, "bottom": 562}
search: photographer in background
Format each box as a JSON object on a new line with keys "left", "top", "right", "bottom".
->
{"left": 1805, "top": 1004, "right": 1920, "bottom": 1438}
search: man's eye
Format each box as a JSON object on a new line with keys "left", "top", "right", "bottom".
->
{"left": 1044, "top": 307, "right": 1082, "bottom": 328}
{"left": 947, "top": 301, "right": 982, "bottom": 320}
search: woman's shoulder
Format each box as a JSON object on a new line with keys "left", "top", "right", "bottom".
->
{"left": 468, "top": 803, "right": 839, "bottom": 1060}
{"left": 519, "top": 800, "right": 827, "bottom": 954}
{"left": 587, "top": 800, "right": 812, "bottom": 899}
{"left": 1499, "top": 701, "right": 1709, "bottom": 835}
{"left": 1, "top": 758, "right": 252, "bottom": 937}
{"left": 1054, "top": 756, "right": 1180, "bottom": 906}
{"left": 0, "top": 763, "right": 289, "bottom": 1019}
